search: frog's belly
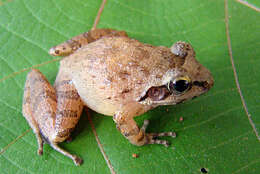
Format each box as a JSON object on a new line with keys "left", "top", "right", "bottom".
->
{"left": 71, "top": 72, "right": 120, "bottom": 116}
{"left": 71, "top": 75, "right": 150, "bottom": 117}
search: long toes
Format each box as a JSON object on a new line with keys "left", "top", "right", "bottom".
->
{"left": 149, "top": 132, "right": 176, "bottom": 138}
{"left": 148, "top": 139, "right": 170, "bottom": 147}
{"left": 157, "top": 132, "right": 176, "bottom": 138}
{"left": 73, "top": 155, "right": 83, "bottom": 166}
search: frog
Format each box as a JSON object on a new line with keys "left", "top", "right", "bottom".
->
{"left": 22, "top": 28, "right": 214, "bottom": 166}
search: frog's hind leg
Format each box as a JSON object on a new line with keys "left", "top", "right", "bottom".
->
{"left": 51, "top": 68, "right": 84, "bottom": 165}
{"left": 23, "top": 69, "right": 55, "bottom": 155}
{"left": 49, "top": 28, "right": 128, "bottom": 56}
{"left": 22, "top": 69, "right": 84, "bottom": 166}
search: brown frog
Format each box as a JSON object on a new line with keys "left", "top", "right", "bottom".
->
{"left": 22, "top": 28, "right": 214, "bottom": 165}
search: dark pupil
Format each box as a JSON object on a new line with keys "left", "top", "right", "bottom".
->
{"left": 172, "top": 80, "right": 189, "bottom": 92}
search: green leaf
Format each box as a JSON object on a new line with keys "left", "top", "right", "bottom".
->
{"left": 0, "top": 0, "right": 259, "bottom": 173}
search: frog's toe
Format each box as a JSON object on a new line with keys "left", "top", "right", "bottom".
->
{"left": 147, "top": 138, "right": 170, "bottom": 147}
{"left": 149, "top": 132, "right": 176, "bottom": 138}
{"left": 146, "top": 132, "right": 176, "bottom": 147}
{"left": 73, "top": 155, "right": 83, "bottom": 166}
{"left": 141, "top": 120, "right": 176, "bottom": 147}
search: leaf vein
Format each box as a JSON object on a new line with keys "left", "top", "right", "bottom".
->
{"left": 22, "top": 0, "right": 69, "bottom": 39}
{"left": 236, "top": 0, "right": 260, "bottom": 12}
{"left": 51, "top": 0, "right": 87, "bottom": 25}
{"left": 1, "top": 155, "right": 34, "bottom": 174}
{"left": 224, "top": 0, "right": 260, "bottom": 141}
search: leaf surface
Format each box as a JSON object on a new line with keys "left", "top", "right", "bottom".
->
{"left": 0, "top": 0, "right": 259, "bottom": 173}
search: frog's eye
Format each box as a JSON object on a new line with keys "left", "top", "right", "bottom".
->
{"left": 168, "top": 77, "right": 191, "bottom": 94}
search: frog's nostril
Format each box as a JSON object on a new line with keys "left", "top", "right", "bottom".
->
{"left": 193, "top": 81, "right": 212, "bottom": 90}
{"left": 203, "top": 81, "right": 210, "bottom": 89}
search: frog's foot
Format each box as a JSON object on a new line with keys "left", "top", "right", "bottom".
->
{"left": 50, "top": 143, "right": 83, "bottom": 166}
{"left": 142, "top": 120, "right": 176, "bottom": 147}
{"left": 49, "top": 28, "right": 128, "bottom": 56}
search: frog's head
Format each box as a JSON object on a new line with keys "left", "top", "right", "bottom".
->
{"left": 138, "top": 41, "right": 214, "bottom": 106}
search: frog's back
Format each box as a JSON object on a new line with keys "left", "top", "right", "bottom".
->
{"left": 60, "top": 36, "right": 177, "bottom": 115}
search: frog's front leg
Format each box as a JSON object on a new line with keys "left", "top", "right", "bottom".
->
{"left": 49, "top": 28, "right": 128, "bottom": 56}
{"left": 113, "top": 109, "right": 176, "bottom": 147}
{"left": 22, "top": 69, "right": 83, "bottom": 165}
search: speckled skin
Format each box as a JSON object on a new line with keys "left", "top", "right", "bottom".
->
{"left": 22, "top": 28, "right": 214, "bottom": 166}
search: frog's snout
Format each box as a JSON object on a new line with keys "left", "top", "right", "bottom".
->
{"left": 207, "top": 76, "right": 214, "bottom": 90}
{"left": 193, "top": 76, "right": 214, "bottom": 91}
{"left": 203, "top": 79, "right": 214, "bottom": 90}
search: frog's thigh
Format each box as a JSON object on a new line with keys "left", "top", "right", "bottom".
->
{"left": 22, "top": 69, "right": 55, "bottom": 155}
{"left": 49, "top": 28, "right": 128, "bottom": 56}
{"left": 22, "top": 69, "right": 83, "bottom": 165}
{"left": 52, "top": 70, "right": 84, "bottom": 143}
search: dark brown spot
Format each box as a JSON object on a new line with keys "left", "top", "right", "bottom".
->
{"left": 45, "top": 90, "right": 57, "bottom": 102}
{"left": 57, "top": 110, "right": 78, "bottom": 118}
{"left": 32, "top": 90, "right": 57, "bottom": 112}
{"left": 119, "top": 71, "right": 130, "bottom": 80}
{"left": 57, "top": 90, "right": 80, "bottom": 100}
{"left": 55, "top": 80, "right": 72, "bottom": 87}
{"left": 121, "top": 88, "right": 131, "bottom": 94}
